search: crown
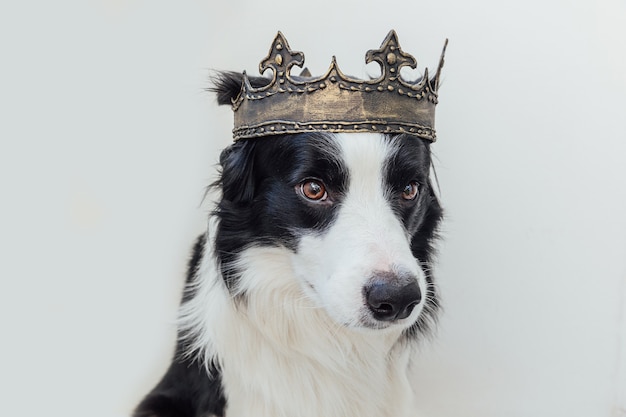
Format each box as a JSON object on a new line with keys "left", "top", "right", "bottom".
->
{"left": 231, "top": 30, "right": 447, "bottom": 142}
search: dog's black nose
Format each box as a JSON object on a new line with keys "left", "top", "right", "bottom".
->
{"left": 365, "top": 280, "right": 421, "bottom": 321}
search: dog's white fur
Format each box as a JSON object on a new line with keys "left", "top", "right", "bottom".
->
{"left": 179, "top": 133, "right": 430, "bottom": 417}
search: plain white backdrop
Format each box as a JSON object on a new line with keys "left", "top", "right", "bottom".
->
{"left": 1, "top": 1, "right": 625, "bottom": 416}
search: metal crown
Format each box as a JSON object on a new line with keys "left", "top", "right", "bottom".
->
{"left": 231, "top": 30, "right": 447, "bottom": 142}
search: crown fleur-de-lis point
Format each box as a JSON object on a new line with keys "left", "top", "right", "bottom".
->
{"left": 365, "top": 30, "right": 417, "bottom": 81}
{"left": 432, "top": 38, "right": 449, "bottom": 91}
{"left": 258, "top": 31, "right": 305, "bottom": 83}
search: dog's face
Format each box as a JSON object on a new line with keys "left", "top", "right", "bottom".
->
{"left": 215, "top": 131, "right": 442, "bottom": 335}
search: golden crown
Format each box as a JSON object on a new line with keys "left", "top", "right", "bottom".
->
{"left": 231, "top": 30, "right": 447, "bottom": 142}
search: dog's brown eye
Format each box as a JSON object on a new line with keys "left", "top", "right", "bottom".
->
{"left": 300, "top": 180, "right": 327, "bottom": 201}
{"left": 401, "top": 181, "right": 419, "bottom": 200}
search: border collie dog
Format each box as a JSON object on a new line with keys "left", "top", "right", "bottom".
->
{"left": 134, "top": 72, "right": 443, "bottom": 417}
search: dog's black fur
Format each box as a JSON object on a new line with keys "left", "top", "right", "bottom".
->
{"left": 134, "top": 237, "right": 227, "bottom": 417}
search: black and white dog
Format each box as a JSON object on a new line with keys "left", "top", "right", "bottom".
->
{"left": 134, "top": 72, "right": 443, "bottom": 417}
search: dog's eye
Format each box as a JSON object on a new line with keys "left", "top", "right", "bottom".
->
{"left": 401, "top": 181, "right": 420, "bottom": 200}
{"left": 299, "top": 180, "right": 328, "bottom": 201}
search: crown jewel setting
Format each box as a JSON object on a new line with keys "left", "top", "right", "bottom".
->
{"left": 231, "top": 30, "right": 447, "bottom": 142}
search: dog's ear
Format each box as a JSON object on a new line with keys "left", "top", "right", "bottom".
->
{"left": 210, "top": 71, "right": 272, "bottom": 105}
{"left": 410, "top": 178, "right": 443, "bottom": 264}
{"left": 210, "top": 72, "right": 271, "bottom": 203}
{"left": 217, "top": 140, "right": 258, "bottom": 204}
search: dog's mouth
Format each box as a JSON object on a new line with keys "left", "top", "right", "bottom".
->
{"left": 354, "top": 303, "right": 421, "bottom": 331}
{"left": 359, "top": 309, "right": 416, "bottom": 331}
{"left": 359, "top": 318, "right": 394, "bottom": 330}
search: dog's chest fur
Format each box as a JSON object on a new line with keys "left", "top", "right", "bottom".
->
{"left": 222, "top": 339, "right": 416, "bottom": 417}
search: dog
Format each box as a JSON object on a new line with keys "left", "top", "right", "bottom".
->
{"left": 133, "top": 70, "right": 444, "bottom": 417}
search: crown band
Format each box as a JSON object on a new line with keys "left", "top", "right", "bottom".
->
{"left": 233, "top": 121, "right": 436, "bottom": 141}
{"left": 231, "top": 30, "right": 447, "bottom": 142}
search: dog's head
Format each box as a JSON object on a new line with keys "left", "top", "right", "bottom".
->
{"left": 210, "top": 72, "right": 443, "bottom": 337}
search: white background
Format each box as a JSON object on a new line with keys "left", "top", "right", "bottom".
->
{"left": 1, "top": 1, "right": 625, "bottom": 416}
